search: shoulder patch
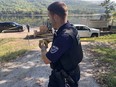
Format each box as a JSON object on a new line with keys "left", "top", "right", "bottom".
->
{"left": 50, "top": 46, "right": 59, "bottom": 54}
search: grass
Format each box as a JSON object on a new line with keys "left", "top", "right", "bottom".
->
{"left": 0, "top": 38, "right": 38, "bottom": 62}
{"left": 94, "top": 46, "right": 116, "bottom": 87}
{"left": 80, "top": 34, "right": 116, "bottom": 42}
{"left": 86, "top": 34, "right": 116, "bottom": 87}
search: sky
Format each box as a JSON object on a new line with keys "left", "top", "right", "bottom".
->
{"left": 82, "top": 0, "right": 116, "bottom": 3}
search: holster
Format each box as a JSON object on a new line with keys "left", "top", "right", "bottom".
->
{"left": 54, "top": 70, "right": 65, "bottom": 87}
{"left": 54, "top": 69, "right": 76, "bottom": 87}
{"left": 60, "top": 70, "right": 75, "bottom": 84}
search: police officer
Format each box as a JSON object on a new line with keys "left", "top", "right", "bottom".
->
{"left": 26, "top": 24, "right": 30, "bottom": 32}
{"left": 39, "top": 1, "right": 83, "bottom": 87}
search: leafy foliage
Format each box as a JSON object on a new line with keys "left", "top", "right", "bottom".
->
{"left": 0, "top": 0, "right": 105, "bottom": 15}
{"left": 100, "top": 0, "right": 116, "bottom": 20}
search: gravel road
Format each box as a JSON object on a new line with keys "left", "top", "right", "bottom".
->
{"left": 0, "top": 28, "right": 34, "bottom": 38}
{"left": 0, "top": 42, "right": 101, "bottom": 87}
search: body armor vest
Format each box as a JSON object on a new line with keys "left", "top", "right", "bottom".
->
{"left": 50, "top": 26, "right": 83, "bottom": 72}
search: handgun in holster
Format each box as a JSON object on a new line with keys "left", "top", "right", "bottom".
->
{"left": 60, "top": 70, "right": 75, "bottom": 84}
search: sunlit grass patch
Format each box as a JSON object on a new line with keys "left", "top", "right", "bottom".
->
{"left": 0, "top": 49, "right": 27, "bottom": 62}
{"left": 0, "top": 38, "right": 37, "bottom": 62}
{"left": 80, "top": 34, "right": 116, "bottom": 42}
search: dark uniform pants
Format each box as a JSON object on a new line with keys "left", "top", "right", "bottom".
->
{"left": 48, "top": 70, "right": 79, "bottom": 87}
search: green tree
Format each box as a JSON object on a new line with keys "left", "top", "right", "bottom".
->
{"left": 110, "top": 12, "right": 116, "bottom": 26}
{"left": 100, "top": 0, "right": 116, "bottom": 20}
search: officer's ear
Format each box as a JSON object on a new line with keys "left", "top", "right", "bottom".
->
{"left": 54, "top": 14, "right": 60, "bottom": 22}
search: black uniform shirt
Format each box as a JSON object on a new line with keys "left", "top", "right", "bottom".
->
{"left": 46, "top": 22, "right": 73, "bottom": 63}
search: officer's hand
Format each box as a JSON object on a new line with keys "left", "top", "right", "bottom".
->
{"left": 39, "top": 40, "right": 48, "bottom": 50}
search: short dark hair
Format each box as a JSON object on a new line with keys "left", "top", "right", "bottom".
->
{"left": 47, "top": 2, "right": 68, "bottom": 19}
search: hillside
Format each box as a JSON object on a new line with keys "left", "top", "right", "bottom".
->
{"left": 0, "top": 0, "right": 104, "bottom": 15}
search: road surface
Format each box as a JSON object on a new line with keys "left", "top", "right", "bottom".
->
{"left": 0, "top": 42, "right": 100, "bottom": 87}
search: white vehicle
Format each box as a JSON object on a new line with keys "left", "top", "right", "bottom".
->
{"left": 73, "top": 24, "right": 100, "bottom": 37}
